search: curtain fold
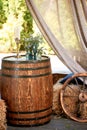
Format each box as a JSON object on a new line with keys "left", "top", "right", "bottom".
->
{"left": 73, "top": 0, "right": 87, "bottom": 48}
{"left": 25, "top": 0, "right": 87, "bottom": 74}
{"left": 81, "top": 0, "right": 87, "bottom": 20}
{"left": 70, "top": 0, "right": 87, "bottom": 51}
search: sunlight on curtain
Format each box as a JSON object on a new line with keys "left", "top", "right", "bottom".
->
{"left": 33, "top": 0, "right": 82, "bottom": 50}
{"left": 34, "top": 0, "right": 63, "bottom": 44}
{"left": 30, "top": 0, "right": 87, "bottom": 58}
{"left": 25, "top": 0, "right": 87, "bottom": 74}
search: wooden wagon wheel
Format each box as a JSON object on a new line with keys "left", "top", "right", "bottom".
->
{"left": 60, "top": 73, "right": 87, "bottom": 122}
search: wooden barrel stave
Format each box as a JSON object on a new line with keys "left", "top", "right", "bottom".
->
{"left": 1, "top": 55, "right": 53, "bottom": 126}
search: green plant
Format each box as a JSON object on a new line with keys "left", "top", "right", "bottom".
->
{"left": 24, "top": 34, "right": 46, "bottom": 60}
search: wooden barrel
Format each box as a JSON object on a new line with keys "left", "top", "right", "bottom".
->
{"left": 1, "top": 55, "right": 53, "bottom": 126}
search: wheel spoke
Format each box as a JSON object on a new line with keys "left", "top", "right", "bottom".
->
{"left": 63, "top": 94, "right": 78, "bottom": 97}
{"left": 74, "top": 77, "right": 79, "bottom": 85}
{"left": 67, "top": 84, "right": 80, "bottom": 95}
{"left": 60, "top": 73, "right": 87, "bottom": 122}
{"left": 82, "top": 77, "right": 87, "bottom": 90}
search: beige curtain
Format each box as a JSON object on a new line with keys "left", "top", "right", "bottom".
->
{"left": 25, "top": 0, "right": 87, "bottom": 74}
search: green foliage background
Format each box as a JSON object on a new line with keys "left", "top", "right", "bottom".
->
{"left": 0, "top": 0, "right": 53, "bottom": 54}
{"left": 0, "top": 0, "right": 33, "bottom": 52}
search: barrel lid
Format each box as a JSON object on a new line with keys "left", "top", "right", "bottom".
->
{"left": 2, "top": 55, "right": 50, "bottom": 64}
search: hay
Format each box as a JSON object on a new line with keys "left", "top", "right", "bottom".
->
{"left": 79, "top": 102, "right": 87, "bottom": 119}
{"left": 78, "top": 91, "right": 87, "bottom": 119}
{"left": 52, "top": 77, "right": 87, "bottom": 121}
{"left": 52, "top": 80, "right": 63, "bottom": 116}
{"left": 0, "top": 70, "right": 1, "bottom": 93}
{"left": 52, "top": 73, "right": 66, "bottom": 84}
{"left": 52, "top": 80, "right": 80, "bottom": 117}
{"left": 63, "top": 84, "right": 80, "bottom": 115}
{"left": 0, "top": 100, "right": 7, "bottom": 130}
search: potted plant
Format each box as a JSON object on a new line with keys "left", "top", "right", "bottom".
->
{"left": 24, "top": 34, "right": 45, "bottom": 60}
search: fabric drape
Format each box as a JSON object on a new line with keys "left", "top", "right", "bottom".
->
{"left": 25, "top": 0, "right": 87, "bottom": 74}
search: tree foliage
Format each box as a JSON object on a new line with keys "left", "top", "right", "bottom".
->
{"left": 0, "top": 0, "right": 7, "bottom": 28}
{"left": 0, "top": 0, "right": 33, "bottom": 52}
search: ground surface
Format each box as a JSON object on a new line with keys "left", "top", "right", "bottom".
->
{"left": 7, "top": 116, "right": 87, "bottom": 130}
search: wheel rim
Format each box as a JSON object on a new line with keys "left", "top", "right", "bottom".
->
{"left": 60, "top": 73, "right": 87, "bottom": 122}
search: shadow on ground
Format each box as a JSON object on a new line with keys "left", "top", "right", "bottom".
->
{"left": 7, "top": 116, "right": 87, "bottom": 130}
